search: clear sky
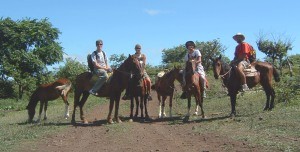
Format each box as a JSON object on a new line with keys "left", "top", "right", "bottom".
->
{"left": 1, "top": 0, "right": 299, "bottom": 67}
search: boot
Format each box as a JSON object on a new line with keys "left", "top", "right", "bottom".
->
{"left": 180, "top": 91, "right": 187, "bottom": 99}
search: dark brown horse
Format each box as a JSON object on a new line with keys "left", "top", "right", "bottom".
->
{"left": 26, "top": 78, "right": 72, "bottom": 123}
{"left": 183, "top": 60, "right": 204, "bottom": 118}
{"left": 211, "top": 55, "right": 280, "bottom": 116}
{"left": 129, "top": 77, "right": 151, "bottom": 121}
{"left": 151, "top": 67, "right": 182, "bottom": 118}
{"left": 71, "top": 55, "right": 143, "bottom": 124}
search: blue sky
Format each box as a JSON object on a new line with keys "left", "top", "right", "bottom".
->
{"left": 1, "top": 0, "right": 299, "bottom": 67}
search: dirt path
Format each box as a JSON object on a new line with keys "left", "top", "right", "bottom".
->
{"left": 19, "top": 92, "right": 263, "bottom": 152}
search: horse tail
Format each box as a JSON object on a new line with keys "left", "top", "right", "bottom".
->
{"left": 272, "top": 65, "right": 280, "bottom": 82}
{"left": 56, "top": 82, "right": 72, "bottom": 96}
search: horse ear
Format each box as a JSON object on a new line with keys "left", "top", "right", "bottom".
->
{"left": 218, "top": 55, "right": 222, "bottom": 59}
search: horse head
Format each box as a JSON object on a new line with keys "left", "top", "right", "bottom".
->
{"left": 122, "top": 54, "right": 144, "bottom": 80}
{"left": 26, "top": 97, "right": 37, "bottom": 123}
{"left": 211, "top": 55, "right": 223, "bottom": 79}
{"left": 185, "top": 60, "right": 196, "bottom": 75}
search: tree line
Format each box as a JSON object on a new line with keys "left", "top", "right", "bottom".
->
{"left": 0, "top": 18, "right": 298, "bottom": 101}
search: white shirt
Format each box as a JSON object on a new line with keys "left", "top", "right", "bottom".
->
{"left": 91, "top": 50, "right": 106, "bottom": 68}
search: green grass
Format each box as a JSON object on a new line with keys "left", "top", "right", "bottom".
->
{"left": 0, "top": 94, "right": 106, "bottom": 151}
{"left": 169, "top": 88, "right": 300, "bottom": 152}
{"left": 1, "top": 75, "right": 299, "bottom": 151}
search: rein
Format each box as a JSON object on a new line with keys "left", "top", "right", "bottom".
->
{"left": 219, "top": 67, "right": 232, "bottom": 78}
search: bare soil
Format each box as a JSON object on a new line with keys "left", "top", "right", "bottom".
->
{"left": 19, "top": 91, "right": 266, "bottom": 152}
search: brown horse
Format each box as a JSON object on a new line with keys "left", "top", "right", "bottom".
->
{"left": 183, "top": 60, "right": 204, "bottom": 118}
{"left": 211, "top": 55, "right": 280, "bottom": 117}
{"left": 71, "top": 55, "right": 143, "bottom": 124}
{"left": 26, "top": 78, "right": 72, "bottom": 123}
{"left": 129, "top": 77, "right": 151, "bottom": 121}
{"left": 151, "top": 67, "right": 182, "bottom": 118}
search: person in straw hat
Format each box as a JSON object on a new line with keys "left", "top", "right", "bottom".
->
{"left": 231, "top": 33, "right": 254, "bottom": 92}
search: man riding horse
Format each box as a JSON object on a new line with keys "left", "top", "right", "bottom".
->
{"left": 231, "top": 33, "right": 256, "bottom": 92}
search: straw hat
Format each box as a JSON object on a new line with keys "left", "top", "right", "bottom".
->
{"left": 233, "top": 33, "right": 245, "bottom": 41}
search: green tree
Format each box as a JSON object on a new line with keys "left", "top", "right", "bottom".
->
{"left": 0, "top": 17, "right": 63, "bottom": 99}
{"left": 55, "top": 58, "right": 87, "bottom": 86}
{"left": 162, "top": 39, "right": 227, "bottom": 70}
{"left": 109, "top": 53, "right": 127, "bottom": 69}
{"left": 256, "top": 33, "right": 293, "bottom": 74}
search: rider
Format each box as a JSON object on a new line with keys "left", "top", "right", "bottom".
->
{"left": 122, "top": 44, "right": 152, "bottom": 100}
{"left": 89, "top": 39, "right": 112, "bottom": 96}
{"left": 180, "top": 41, "right": 207, "bottom": 99}
{"left": 231, "top": 33, "right": 252, "bottom": 92}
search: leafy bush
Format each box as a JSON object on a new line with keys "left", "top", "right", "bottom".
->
{"left": 0, "top": 80, "right": 16, "bottom": 98}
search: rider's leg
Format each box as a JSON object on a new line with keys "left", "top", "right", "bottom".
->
{"left": 237, "top": 62, "right": 249, "bottom": 91}
{"left": 89, "top": 69, "right": 108, "bottom": 95}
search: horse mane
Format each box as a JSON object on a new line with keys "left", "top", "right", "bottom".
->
{"left": 220, "top": 59, "right": 231, "bottom": 72}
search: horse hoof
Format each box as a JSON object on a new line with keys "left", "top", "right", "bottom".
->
{"left": 116, "top": 119, "right": 122, "bottom": 123}
{"left": 107, "top": 119, "right": 114, "bottom": 124}
{"left": 193, "top": 112, "right": 198, "bottom": 116}
{"left": 129, "top": 119, "right": 133, "bottom": 122}
{"left": 83, "top": 119, "right": 89, "bottom": 124}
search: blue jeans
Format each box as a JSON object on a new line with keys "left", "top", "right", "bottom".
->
{"left": 91, "top": 69, "right": 108, "bottom": 91}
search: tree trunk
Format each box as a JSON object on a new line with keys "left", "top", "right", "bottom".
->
{"left": 287, "top": 58, "right": 293, "bottom": 77}
{"left": 18, "top": 85, "right": 23, "bottom": 99}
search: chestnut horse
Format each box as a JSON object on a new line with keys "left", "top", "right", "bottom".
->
{"left": 151, "top": 67, "right": 182, "bottom": 118}
{"left": 26, "top": 78, "right": 72, "bottom": 123}
{"left": 71, "top": 55, "right": 143, "bottom": 124}
{"left": 211, "top": 55, "right": 280, "bottom": 117}
{"left": 183, "top": 60, "right": 204, "bottom": 118}
{"left": 129, "top": 76, "right": 151, "bottom": 121}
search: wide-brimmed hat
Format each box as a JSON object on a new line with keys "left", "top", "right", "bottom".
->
{"left": 233, "top": 33, "right": 245, "bottom": 41}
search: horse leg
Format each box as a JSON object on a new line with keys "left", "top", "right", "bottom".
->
{"left": 144, "top": 95, "right": 150, "bottom": 119}
{"left": 61, "top": 94, "right": 70, "bottom": 119}
{"left": 270, "top": 88, "right": 276, "bottom": 110}
{"left": 107, "top": 97, "right": 115, "bottom": 124}
{"left": 79, "top": 92, "right": 89, "bottom": 124}
{"left": 113, "top": 93, "right": 122, "bottom": 123}
{"left": 134, "top": 96, "right": 139, "bottom": 118}
{"left": 140, "top": 96, "right": 144, "bottom": 119}
{"left": 130, "top": 97, "right": 134, "bottom": 119}
{"left": 261, "top": 83, "right": 272, "bottom": 110}
{"left": 162, "top": 96, "right": 167, "bottom": 118}
{"left": 199, "top": 97, "right": 205, "bottom": 118}
{"left": 72, "top": 89, "right": 81, "bottom": 124}
{"left": 43, "top": 101, "right": 48, "bottom": 120}
{"left": 169, "top": 95, "right": 173, "bottom": 118}
{"left": 230, "top": 94, "right": 237, "bottom": 117}
{"left": 37, "top": 101, "right": 44, "bottom": 122}
{"left": 186, "top": 96, "right": 191, "bottom": 117}
{"left": 158, "top": 95, "right": 162, "bottom": 118}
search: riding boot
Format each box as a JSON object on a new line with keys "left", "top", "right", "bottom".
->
{"left": 122, "top": 87, "right": 131, "bottom": 100}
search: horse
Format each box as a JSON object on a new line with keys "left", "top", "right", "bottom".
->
{"left": 211, "top": 55, "right": 280, "bottom": 117}
{"left": 26, "top": 78, "right": 72, "bottom": 123}
{"left": 71, "top": 55, "right": 143, "bottom": 124}
{"left": 183, "top": 60, "right": 205, "bottom": 118}
{"left": 151, "top": 67, "right": 182, "bottom": 118}
{"left": 128, "top": 75, "right": 151, "bottom": 121}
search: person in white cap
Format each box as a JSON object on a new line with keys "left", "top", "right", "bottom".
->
{"left": 232, "top": 33, "right": 254, "bottom": 92}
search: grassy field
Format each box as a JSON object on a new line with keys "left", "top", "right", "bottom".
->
{"left": 0, "top": 95, "right": 106, "bottom": 151}
{"left": 0, "top": 77, "right": 299, "bottom": 151}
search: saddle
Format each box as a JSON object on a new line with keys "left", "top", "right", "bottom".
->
{"left": 90, "top": 72, "right": 113, "bottom": 84}
{"left": 243, "top": 66, "right": 258, "bottom": 77}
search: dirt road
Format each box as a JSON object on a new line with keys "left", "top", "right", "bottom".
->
{"left": 19, "top": 92, "right": 263, "bottom": 152}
